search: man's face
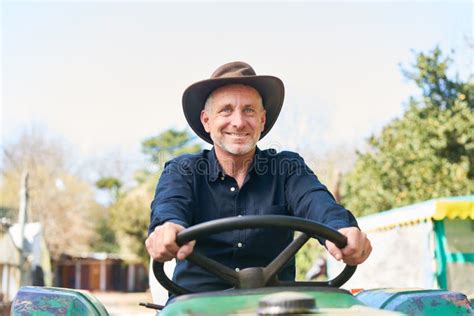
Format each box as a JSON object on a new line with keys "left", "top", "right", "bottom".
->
{"left": 200, "top": 84, "right": 266, "bottom": 156}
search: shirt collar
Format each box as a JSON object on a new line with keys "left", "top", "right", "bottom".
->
{"left": 208, "top": 147, "right": 263, "bottom": 182}
{"left": 247, "top": 147, "right": 262, "bottom": 176}
{"left": 208, "top": 148, "right": 224, "bottom": 182}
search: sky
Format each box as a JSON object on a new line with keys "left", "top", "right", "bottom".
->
{"left": 1, "top": 1, "right": 472, "bottom": 175}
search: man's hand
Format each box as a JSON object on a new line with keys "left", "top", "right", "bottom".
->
{"left": 325, "top": 227, "right": 372, "bottom": 265}
{"left": 145, "top": 222, "right": 196, "bottom": 262}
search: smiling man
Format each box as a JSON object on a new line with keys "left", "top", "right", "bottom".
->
{"left": 203, "top": 84, "right": 264, "bottom": 155}
{"left": 145, "top": 61, "right": 371, "bottom": 296}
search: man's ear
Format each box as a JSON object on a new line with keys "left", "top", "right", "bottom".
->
{"left": 261, "top": 110, "right": 266, "bottom": 132}
{"left": 201, "top": 110, "right": 210, "bottom": 132}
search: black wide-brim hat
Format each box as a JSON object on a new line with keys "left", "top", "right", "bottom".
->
{"left": 182, "top": 61, "right": 285, "bottom": 144}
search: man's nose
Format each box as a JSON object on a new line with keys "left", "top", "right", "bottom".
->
{"left": 231, "top": 112, "right": 245, "bottom": 128}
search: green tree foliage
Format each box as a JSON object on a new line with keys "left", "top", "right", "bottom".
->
{"left": 342, "top": 47, "right": 474, "bottom": 215}
{"left": 295, "top": 238, "right": 325, "bottom": 280}
{"left": 90, "top": 216, "right": 120, "bottom": 253}
{"left": 142, "top": 129, "right": 201, "bottom": 168}
{"left": 402, "top": 47, "right": 473, "bottom": 111}
{"left": 135, "top": 129, "right": 201, "bottom": 185}
{"left": 90, "top": 177, "right": 123, "bottom": 253}
{"left": 95, "top": 176, "right": 122, "bottom": 201}
{"left": 108, "top": 180, "right": 156, "bottom": 263}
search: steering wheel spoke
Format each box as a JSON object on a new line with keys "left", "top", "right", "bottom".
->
{"left": 186, "top": 252, "right": 240, "bottom": 286}
{"left": 263, "top": 233, "right": 310, "bottom": 284}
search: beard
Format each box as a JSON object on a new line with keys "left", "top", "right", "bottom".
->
{"left": 212, "top": 133, "right": 259, "bottom": 156}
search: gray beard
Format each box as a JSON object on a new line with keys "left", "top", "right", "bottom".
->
{"left": 212, "top": 136, "right": 258, "bottom": 156}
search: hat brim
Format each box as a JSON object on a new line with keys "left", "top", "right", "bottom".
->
{"left": 182, "top": 76, "right": 285, "bottom": 144}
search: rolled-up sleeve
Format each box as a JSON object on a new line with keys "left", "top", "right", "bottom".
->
{"left": 284, "top": 153, "right": 358, "bottom": 231}
{"left": 148, "top": 159, "right": 195, "bottom": 235}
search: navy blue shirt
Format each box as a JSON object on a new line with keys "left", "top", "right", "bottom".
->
{"left": 149, "top": 147, "right": 358, "bottom": 293}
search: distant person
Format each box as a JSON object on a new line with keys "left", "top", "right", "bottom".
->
{"left": 146, "top": 61, "right": 372, "bottom": 295}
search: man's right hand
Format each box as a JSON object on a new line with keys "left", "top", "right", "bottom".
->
{"left": 145, "top": 222, "right": 196, "bottom": 262}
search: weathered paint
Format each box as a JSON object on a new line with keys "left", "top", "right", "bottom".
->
{"left": 357, "top": 288, "right": 474, "bottom": 316}
{"left": 11, "top": 286, "right": 109, "bottom": 316}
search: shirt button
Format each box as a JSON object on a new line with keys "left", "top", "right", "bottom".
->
{"left": 237, "top": 215, "right": 242, "bottom": 217}
{"left": 237, "top": 242, "right": 243, "bottom": 248}
{"left": 230, "top": 187, "right": 236, "bottom": 192}
{"left": 235, "top": 268, "right": 240, "bottom": 272}
{"left": 221, "top": 176, "right": 225, "bottom": 180}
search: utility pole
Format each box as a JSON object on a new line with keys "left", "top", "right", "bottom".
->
{"left": 18, "top": 171, "right": 29, "bottom": 285}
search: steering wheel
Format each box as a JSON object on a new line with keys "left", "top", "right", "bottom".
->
{"left": 153, "top": 215, "right": 356, "bottom": 295}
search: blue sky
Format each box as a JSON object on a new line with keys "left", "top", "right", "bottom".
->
{"left": 1, "top": 1, "right": 472, "bottom": 170}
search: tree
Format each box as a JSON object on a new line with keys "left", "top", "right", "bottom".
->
{"left": 341, "top": 47, "right": 474, "bottom": 215}
{"left": 137, "top": 129, "right": 201, "bottom": 183}
{"left": 142, "top": 129, "right": 201, "bottom": 165}
{"left": 89, "top": 216, "right": 120, "bottom": 254}
{"left": 0, "top": 128, "right": 100, "bottom": 258}
{"left": 108, "top": 180, "right": 155, "bottom": 262}
{"left": 87, "top": 177, "right": 123, "bottom": 254}
{"left": 95, "top": 176, "right": 122, "bottom": 202}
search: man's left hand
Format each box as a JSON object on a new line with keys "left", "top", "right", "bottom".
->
{"left": 325, "top": 227, "right": 372, "bottom": 265}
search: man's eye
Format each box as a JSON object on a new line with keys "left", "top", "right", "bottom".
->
{"left": 219, "top": 108, "right": 232, "bottom": 114}
{"left": 244, "top": 108, "right": 255, "bottom": 113}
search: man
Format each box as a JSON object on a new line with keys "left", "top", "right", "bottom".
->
{"left": 146, "top": 61, "right": 371, "bottom": 294}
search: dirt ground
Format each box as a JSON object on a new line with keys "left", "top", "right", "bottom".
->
{"left": 92, "top": 291, "right": 158, "bottom": 316}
